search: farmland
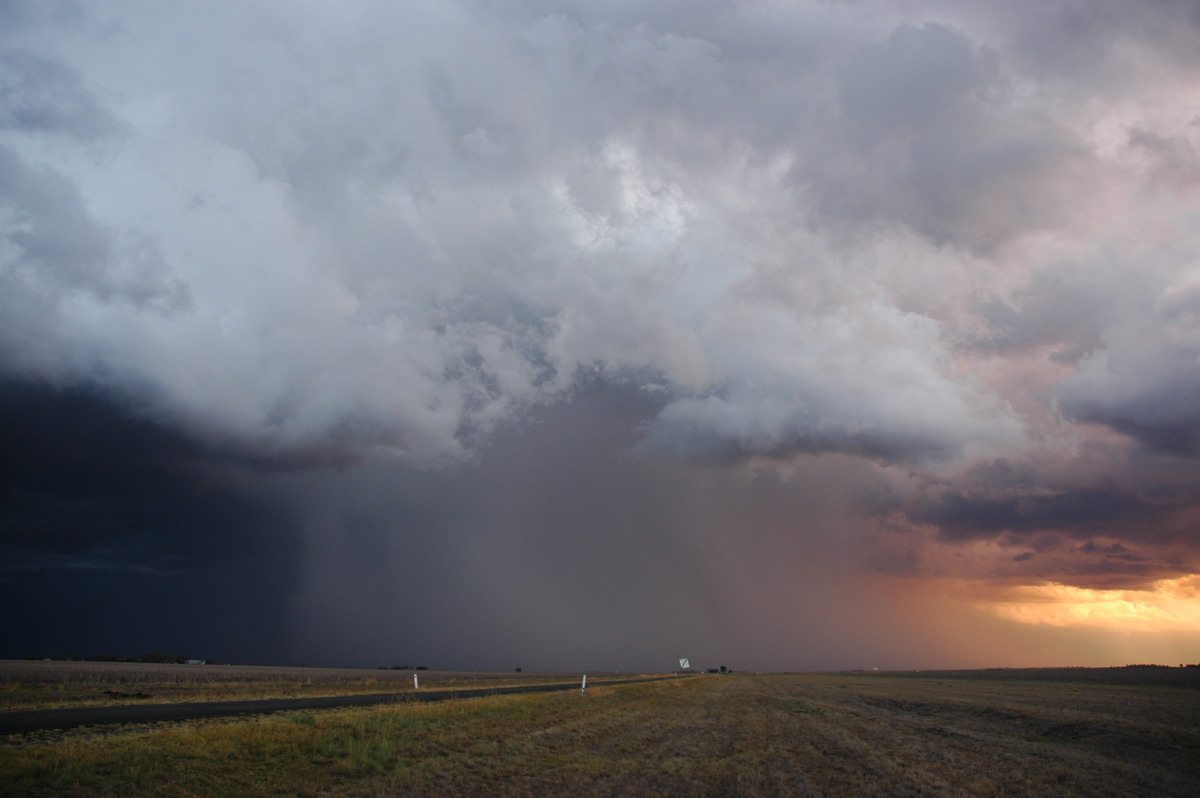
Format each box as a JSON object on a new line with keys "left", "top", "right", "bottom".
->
{"left": 0, "top": 660, "right": 595, "bottom": 712}
{"left": 2, "top": 664, "right": 1198, "bottom": 797}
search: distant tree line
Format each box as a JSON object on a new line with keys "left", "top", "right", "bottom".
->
{"left": 378, "top": 665, "right": 428, "bottom": 671}
{"left": 20, "top": 653, "right": 208, "bottom": 664}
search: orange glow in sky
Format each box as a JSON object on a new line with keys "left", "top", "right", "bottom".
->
{"left": 983, "top": 576, "right": 1200, "bottom": 632}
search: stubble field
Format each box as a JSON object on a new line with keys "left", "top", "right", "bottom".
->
{"left": 0, "top": 660, "right": 592, "bottom": 711}
{"left": 2, "top": 664, "right": 1198, "bottom": 797}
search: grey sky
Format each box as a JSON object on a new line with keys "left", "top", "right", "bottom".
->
{"left": 3, "top": 0, "right": 1199, "bottom": 670}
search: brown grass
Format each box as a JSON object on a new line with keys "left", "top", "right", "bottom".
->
{"left": 3, "top": 672, "right": 1197, "bottom": 797}
{"left": 0, "top": 660, "right": 606, "bottom": 711}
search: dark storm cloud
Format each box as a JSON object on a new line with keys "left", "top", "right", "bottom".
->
{"left": 837, "top": 23, "right": 992, "bottom": 130}
{"left": 6, "top": 0, "right": 1153, "bottom": 471}
{"left": 0, "top": 379, "right": 299, "bottom": 661}
{"left": 869, "top": 445, "right": 1200, "bottom": 592}
{"left": 1129, "top": 128, "right": 1200, "bottom": 194}
{"left": 983, "top": 0, "right": 1200, "bottom": 82}
{"left": 811, "top": 19, "right": 1094, "bottom": 250}
{"left": 973, "top": 263, "right": 1148, "bottom": 362}
{"left": 0, "top": 380, "right": 258, "bottom": 565}
{"left": 3, "top": 0, "right": 1200, "bottom": 668}
{"left": 909, "top": 487, "right": 1164, "bottom": 542}
{"left": 1057, "top": 285, "right": 1200, "bottom": 457}
{"left": 0, "top": 143, "right": 190, "bottom": 386}
{"left": 0, "top": 47, "right": 118, "bottom": 139}
{"left": 0, "top": 145, "right": 110, "bottom": 287}
{"left": 642, "top": 390, "right": 967, "bottom": 465}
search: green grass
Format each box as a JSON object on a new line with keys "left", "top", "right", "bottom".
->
{"left": 3, "top": 674, "right": 1198, "bottom": 796}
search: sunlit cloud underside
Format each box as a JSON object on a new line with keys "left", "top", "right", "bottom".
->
{"left": 983, "top": 576, "right": 1200, "bottom": 632}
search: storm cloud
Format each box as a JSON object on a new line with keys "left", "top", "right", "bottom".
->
{"left": 3, "top": 0, "right": 1199, "bottom": 669}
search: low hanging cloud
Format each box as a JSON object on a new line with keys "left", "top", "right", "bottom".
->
{"left": 1057, "top": 284, "right": 1200, "bottom": 457}
{"left": 641, "top": 299, "right": 1023, "bottom": 463}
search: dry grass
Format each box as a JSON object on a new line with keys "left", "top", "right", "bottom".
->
{"left": 3, "top": 672, "right": 1198, "bottom": 797}
{"left": 0, "top": 661, "right": 601, "bottom": 711}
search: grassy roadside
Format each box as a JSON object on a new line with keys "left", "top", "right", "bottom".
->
{"left": 0, "top": 661, "right": 611, "bottom": 711}
{"left": 4, "top": 673, "right": 1198, "bottom": 797}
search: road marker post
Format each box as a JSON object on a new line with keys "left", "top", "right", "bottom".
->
{"left": 581, "top": 674, "right": 587, "bottom": 692}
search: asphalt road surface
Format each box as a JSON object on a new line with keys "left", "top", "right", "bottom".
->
{"left": 0, "top": 675, "right": 687, "bottom": 735}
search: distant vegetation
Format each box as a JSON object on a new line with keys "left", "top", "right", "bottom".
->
{"left": 1122, "top": 662, "right": 1200, "bottom": 668}
{"left": 874, "top": 665, "right": 1200, "bottom": 689}
{"left": 19, "top": 653, "right": 208, "bottom": 665}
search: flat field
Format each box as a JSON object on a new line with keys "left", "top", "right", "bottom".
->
{"left": 0, "top": 660, "right": 591, "bottom": 711}
{"left": 2, "top": 668, "right": 1198, "bottom": 797}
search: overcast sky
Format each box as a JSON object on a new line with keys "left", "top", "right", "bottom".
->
{"left": 3, "top": 0, "right": 1199, "bottom": 671}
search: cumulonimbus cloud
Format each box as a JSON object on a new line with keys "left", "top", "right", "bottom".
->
{"left": 5, "top": 0, "right": 1200, "bottom": 670}
{"left": 1, "top": 0, "right": 1198, "bottom": 477}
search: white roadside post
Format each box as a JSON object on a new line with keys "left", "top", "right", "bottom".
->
{"left": 581, "top": 674, "right": 587, "bottom": 692}
{"left": 413, "top": 673, "right": 419, "bottom": 690}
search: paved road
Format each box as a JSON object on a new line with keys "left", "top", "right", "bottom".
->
{"left": 0, "top": 675, "right": 687, "bottom": 735}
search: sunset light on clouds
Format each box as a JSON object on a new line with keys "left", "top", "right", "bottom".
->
{"left": 986, "top": 578, "right": 1200, "bottom": 633}
{"left": 2, "top": 0, "right": 1199, "bottom": 671}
